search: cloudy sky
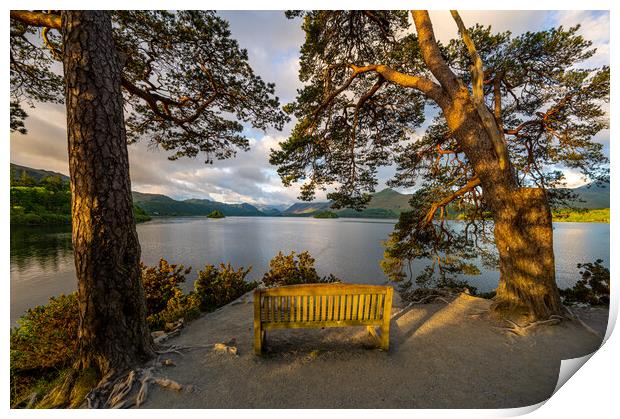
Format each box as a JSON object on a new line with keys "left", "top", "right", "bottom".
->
{"left": 10, "top": 10, "right": 610, "bottom": 205}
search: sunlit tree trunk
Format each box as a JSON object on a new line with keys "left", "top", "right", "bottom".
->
{"left": 492, "top": 188, "right": 564, "bottom": 321}
{"left": 62, "top": 10, "right": 154, "bottom": 377}
{"left": 443, "top": 102, "right": 563, "bottom": 322}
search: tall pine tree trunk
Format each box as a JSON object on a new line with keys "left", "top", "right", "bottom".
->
{"left": 62, "top": 10, "right": 154, "bottom": 378}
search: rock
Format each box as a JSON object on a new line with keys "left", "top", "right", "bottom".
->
{"left": 153, "top": 377, "right": 183, "bottom": 391}
{"left": 214, "top": 342, "right": 238, "bottom": 356}
{"left": 151, "top": 330, "right": 166, "bottom": 338}
{"left": 165, "top": 319, "right": 184, "bottom": 332}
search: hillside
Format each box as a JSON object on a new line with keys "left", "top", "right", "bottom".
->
{"left": 563, "top": 183, "right": 610, "bottom": 209}
{"left": 10, "top": 163, "right": 70, "bottom": 183}
{"left": 282, "top": 183, "right": 610, "bottom": 218}
{"left": 11, "top": 164, "right": 610, "bottom": 220}
{"left": 282, "top": 188, "right": 412, "bottom": 218}
{"left": 132, "top": 192, "right": 263, "bottom": 216}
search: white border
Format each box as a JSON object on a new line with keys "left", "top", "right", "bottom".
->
{"left": 3, "top": 1, "right": 617, "bottom": 418}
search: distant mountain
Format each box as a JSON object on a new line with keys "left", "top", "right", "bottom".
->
{"left": 10, "top": 163, "right": 70, "bottom": 183}
{"left": 562, "top": 183, "right": 610, "bottom": 209}
{"left": 253, "top": 203, "right": 288, "bottom": 216}
{"left": 282, "top": 188, "right": 413, "bottom": 218}
{"left": 12, "top": 163, "right": 609, "bottom": 219}
{"left": 283, "top": 202, "right": 332, "bottom": 215}
{"left": 132, "top": 192, "right": 264, "bottom": 217}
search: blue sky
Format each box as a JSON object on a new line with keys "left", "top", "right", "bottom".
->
{"left": 10, "top": 10, "right": 610, "bottom": 205}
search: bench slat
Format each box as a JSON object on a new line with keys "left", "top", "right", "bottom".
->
{"left": 263, "top": 319, "right": 384, "bottom": 329}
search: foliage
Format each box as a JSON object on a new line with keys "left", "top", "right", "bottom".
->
{"left": 313, "top": 210, "right": 338, "bottom": 218}
{"left": 141, "top": 259, "right": 191, "bottom": 316}
{"left": 380, "top": 191, "right": 488, "bottom": 290}
{"left": 133, "top": 205, "right": 152, "bottom": 223}
{"left": 272, "top": 11, "right": 609, "bottom": 289}
{"left": 10, "top": 11, "right": 287, "bottom": 163}
{"left": 8, "top": 288, "right": 70, "bottom": 404}
{"left": 10, "top": 294, "right": 79, "bottom": 373}
{"left": 207, "top": 210, "right": 225, "bottom": 218}
{"left": 560, "top": 259, "right": 610, "bottom": 305}
{"left": 552, "top": 208, "right": 609, "bottom": 223}
{"left": 10, "top": 170, "right": 150, "bottom": 225}
{"left": 10, "top": 257, "right": 254, "bottom": 404}
{"left": 261, "top": 251, "right": 340, "bottom": 287}
{"left": 194, "top": 263, "right": 257, "bottom": 311}
{"left": 146, "top": 290, "right": 202, "bottom": 331}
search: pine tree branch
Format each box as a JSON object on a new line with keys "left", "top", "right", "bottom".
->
{"left": 10, "top": 11, "right": 61, "bottom": 29}
{"left": 422, "top": 176, "right": 481, "bottom": 226}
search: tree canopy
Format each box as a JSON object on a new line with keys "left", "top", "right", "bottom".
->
{"left": 272, "top": 11, "right": 609, "bottom": 288}
{"left": 10, "top": 10, "right": 288, "bottom": 163}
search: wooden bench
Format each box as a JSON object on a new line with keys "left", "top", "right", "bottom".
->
{"left": 253, "top": 283, "right": 393, "bottom": 355}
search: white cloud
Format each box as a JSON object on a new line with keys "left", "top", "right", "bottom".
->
{"left": 426, "top": 10, "right": 548, "bottom": 42}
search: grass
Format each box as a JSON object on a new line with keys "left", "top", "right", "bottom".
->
{"left": 552, "top": 208, "right": 609, "bottom": 223}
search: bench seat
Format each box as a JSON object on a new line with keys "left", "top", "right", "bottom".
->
{"left": 253, "top": 283, "right": 393, "bottom": 354}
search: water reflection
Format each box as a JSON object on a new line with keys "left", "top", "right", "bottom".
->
{"left": 11, "top": 225, "right": 73, "bottom": 274}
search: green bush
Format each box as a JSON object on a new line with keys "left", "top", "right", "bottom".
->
{"left": 133, "top": 205, "right": 152, "bottom": 222}
{"left": 10, "top": 293, "right": 79, "bottom": 372}
{"left": 194, "top": 263, "right": 256, "bottom": 311}
{"left": 141, "top": 259, "right": 191, "bottom": 316}
{"left": 560, "top": 259, "right": 610, "bottom": 305}
{"left": 147, "top": 289, "right": 202, "bottom": 331}
{"left": 261, "top": 251, "right": 339, "bottom": 287}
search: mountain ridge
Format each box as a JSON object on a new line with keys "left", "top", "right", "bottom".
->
{"left": 11, "top": 164, "right": 610, "bottom": 218}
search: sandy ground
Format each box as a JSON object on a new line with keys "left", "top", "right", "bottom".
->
{"left": 137, "top": 293, "right": 607, "bottom": 409}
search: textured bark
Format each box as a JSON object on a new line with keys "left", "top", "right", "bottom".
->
{"left": 492, "top": 189, "right": 564, "bottom": 321}
{"left": 62, "top": 11, "right": 154, "bottom": 377}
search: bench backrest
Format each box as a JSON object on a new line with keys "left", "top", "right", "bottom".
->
{"left": 254, "top": 283, "right": 393, "bottom": 327}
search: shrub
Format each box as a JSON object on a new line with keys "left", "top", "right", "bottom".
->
{"left": 194, "top": 263, "right": 256, "bottom": 311}
{"left": 261, "top": 250, "right": 340, "bottom": 287}
{"left": 141, "top": 259, "right": 191, "bottom": 316}
{"left": 10, "top": 293, "right": 79, "bottom": 372}
{"left": 560, "top": 259, "right": 610, "bottom": 305}
{"left": 147, "top": 289, "right": 202, "bottom": 331}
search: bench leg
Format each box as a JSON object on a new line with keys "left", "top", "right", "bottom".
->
{"left": 254, "top": 325, "right": 263, "bottom": 355}
{"left": 380, "top": 323, "right": 390, "bottom": 351}
{"left": 367, "top": 325, "right": 379, "bottom": 344}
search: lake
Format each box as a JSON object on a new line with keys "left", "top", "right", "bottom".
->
{"left": 10, "top": 217, "right": 610, "bottom": 325}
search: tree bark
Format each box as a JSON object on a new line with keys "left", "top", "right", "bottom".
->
{"left": 491, "top": 188, "right": 564, "bottom": 321}
{"left": 62, "top": 11, "right": 154, "bottom": 377}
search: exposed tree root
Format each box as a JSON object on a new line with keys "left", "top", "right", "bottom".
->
{"left": 495, "top": 315, "right": 565, "bottom": 336}
{"left": 85, "top": 364, "right": 186, "bottom": 408}
{"left": 392, "top": 294, "right": 448, "bottom": 319}
{"left": 468, "top": 309, "right": 489, "bottom": 319}
{"left": 83, "top": 341, "right": 230, "bottom": 408}
{"left": 563, "top": 306, "right": 603, "bottom": 339}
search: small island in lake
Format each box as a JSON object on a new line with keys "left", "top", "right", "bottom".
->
{"left": 313, "top": 210, "right": 339, "bottom": 219}
{"left": 207, "top": 210, "right": 225, "bottom": 218}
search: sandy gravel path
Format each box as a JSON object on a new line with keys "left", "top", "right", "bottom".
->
{"left": 137, "top": 293, "right": 606, "bottom": 409}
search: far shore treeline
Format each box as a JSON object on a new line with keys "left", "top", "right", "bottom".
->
{"left": 10, "top": 165, "right": 151, "bottom": 225}
{"left": 11, "top": 163, "right": 610, "bottom": 224}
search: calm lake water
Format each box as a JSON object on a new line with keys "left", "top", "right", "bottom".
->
{"left": 10, "top": 217, "right": 610, "bottom": 325}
